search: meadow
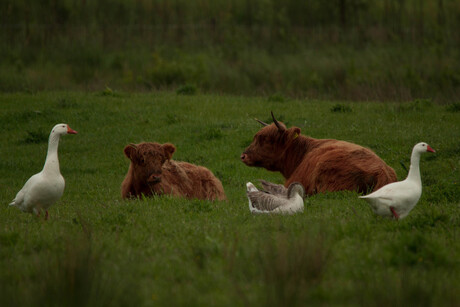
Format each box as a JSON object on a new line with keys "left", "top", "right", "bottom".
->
{"left": 2, "top": 0, "right": 460, "bottom": 102}
{"left": 0, "top": 91, "right": 459, "bottom": 306}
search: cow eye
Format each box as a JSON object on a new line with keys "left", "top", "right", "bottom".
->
{"left": 257, "top": 136, "right": 265, "bottom": 145}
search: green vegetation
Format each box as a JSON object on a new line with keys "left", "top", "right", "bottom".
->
{"left": 0, "top": 91, "right": 459, "bottom": 306}
{"left": 176, "top": 84, "right": 198, "bottom": 96}
{"left": 1, "top": 0, "right": 459, "bottom": 101}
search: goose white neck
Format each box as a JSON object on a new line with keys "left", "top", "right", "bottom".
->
{"left": 42, "top": 132, "right": 61, "bottom": 174}
{"left": 407, "top": 148, "right": 422, "bottom": 183}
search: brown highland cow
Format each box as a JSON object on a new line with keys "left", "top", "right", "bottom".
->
{"left": 121, "top": 142, "right": 226, "bottom": 200}
{"left": 241, "top": 112, "right": 397, "bottom": 195}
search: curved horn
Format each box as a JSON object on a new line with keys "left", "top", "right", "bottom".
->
{"left": 271, "top": 111, "right": 285, "bottom": 131}
{"left": 128, "top": 143, "right": 138, "bottom": 149}
{"left": 254, "top": 118, "right": 269, "bottom": 126}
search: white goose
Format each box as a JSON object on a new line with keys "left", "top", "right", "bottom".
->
{"left": 246, "top": 181, "right": 305, "bottom": 214}
{"left": 9, "top": 123, "right": 78, "bottom": 219}
{"left": 359, "top": 142, "right": 435, "bottom": 220}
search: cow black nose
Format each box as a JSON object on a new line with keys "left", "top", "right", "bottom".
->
{"left": 148, "top": 174, "right": 161, "bottom": 183}
{"left": 240, "top": 153, "right": 247, "bottom": 161}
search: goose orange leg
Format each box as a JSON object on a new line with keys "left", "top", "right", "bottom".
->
{"left": 390, "top": 207, "right": 399, "bottom": 220}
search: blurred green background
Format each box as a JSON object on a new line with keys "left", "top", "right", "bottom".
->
{"left": 1, "top": 0, "right": 459, "bottom": 102}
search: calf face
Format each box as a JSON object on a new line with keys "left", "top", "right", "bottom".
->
{"left": 241, "top": 114, "right": 300, "bottom": 171}
{"left": 124, "top": 142, "right": 176, "bottom": 184}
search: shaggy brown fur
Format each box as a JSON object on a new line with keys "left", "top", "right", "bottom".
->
{"left": 241, "top": 113, "right": 397, "bottom": 195}
{"left": 121, "top": 142, "right": 226, "bottom": 200}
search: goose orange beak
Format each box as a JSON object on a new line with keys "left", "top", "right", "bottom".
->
{"left": 67, "top": 125, "right": 78, "bottom": 134}
{"left": 427, "top": 145, "right": 435, "bottom": 153}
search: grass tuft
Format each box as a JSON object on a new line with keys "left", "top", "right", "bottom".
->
{"left": 23, "top": 130, "right": 48, "bottom": 144}
{"left": 0, "top": 232, "right": 19, "bottom": 247}
{"left": 99, "top": 86, "right": 121, "bottom": 97}
{"left": 397, "top": 98, "right": 433, "bottom": 112}
{"left": 56, "top": 97, "right": 79, "bottom": 109}
{"left": 267, "top": 93, "right": 286, "bottom": 103}
{"left": 176, "top": 84, "right": 198, "bottom": 95}
{"left": 199, "top": 127, "right": 224, "bottom": 141}
{"left": 183, "top": 199, "right": 213, "bottom": 213}
{"left": 388, "top": 233, "right": 449, "bottom": 268}
{"left": 165, "top": 114, "right": 180, "bottom": 125}
{"left": 446, "top": 102, "right": 460, "bottom": 113}
{"left": 330, "top": 104, "right": 352, "bottom": 113}
{"left": 259, "top": 233, "right": 328, "bottom": 306}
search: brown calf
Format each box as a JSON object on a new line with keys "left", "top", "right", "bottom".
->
{"left": 241, "top": 112, "right": 397, "bottom": 195}
{"left": 121, "top": 142, "right": 226, "bottom": 200}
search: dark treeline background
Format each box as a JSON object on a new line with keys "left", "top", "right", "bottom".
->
{"left": 1, "top": 0, "right": 459, "bottom": 102}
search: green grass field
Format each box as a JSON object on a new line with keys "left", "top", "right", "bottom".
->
{"left": 0, "top": 91, "right": 459, "bottom": 306}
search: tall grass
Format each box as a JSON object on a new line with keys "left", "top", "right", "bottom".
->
{"left": 258, "top": 233, "right": 328, "bottom": 306}
{"left": 1, "top": 0, "right": 459, "bottom": 101}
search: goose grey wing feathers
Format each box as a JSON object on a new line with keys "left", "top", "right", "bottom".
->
{"left": 247, "top": 190, "right": 287, "bottom": 211}
{"left": 259, "top": 180, "right": 288, "bottom": 196}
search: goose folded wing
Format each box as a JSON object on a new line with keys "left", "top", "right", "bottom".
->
{"left": 364, "top": 182, "right": 417, "bottom": 201}
{"left": 10, "top": 176, "right": 36, "bottom": 206}
{"left": 247, "top": 191, "right": 286, "bottom": 211}
{"left": 259, "top": 180, "right": 288, "bottom": 196}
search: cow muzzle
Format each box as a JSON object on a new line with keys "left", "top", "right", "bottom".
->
{"left": 240, "top": 153, "right": 254, "bottom": 165}
{"left": 148, "top": 173, "right": 162, "bottom": 184}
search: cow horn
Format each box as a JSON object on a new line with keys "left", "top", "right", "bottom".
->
{"left": 271, "top": 111, "right": 285, "bottom": 131}
{"left": 128, "top": 143, "right": 137, "bottom": 149}
{"left": 254, "top": 118, "right": 269, "bottom": 126}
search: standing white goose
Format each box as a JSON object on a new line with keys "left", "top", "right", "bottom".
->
{"left": 9, "top": 123, "right": 78, "bottom": 219}
{"left": 359, "top": 142, "right": 435, "bottom": 220}
{"left": 246, "top": 181, "right": 305, "bottom": 214}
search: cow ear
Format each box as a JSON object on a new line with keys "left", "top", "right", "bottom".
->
{"left": 124, "top": 143, "right": 138, "bottom": 160}
{"left": 288, "top": 127, "right": 301, "bottom": 140}
{"left": 162, "top": 143, "right": 176, "bottom": 160}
